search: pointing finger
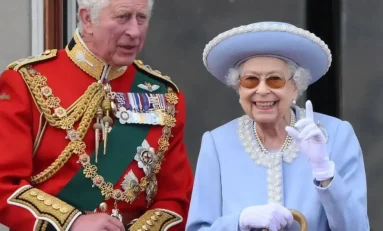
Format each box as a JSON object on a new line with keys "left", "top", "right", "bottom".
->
{"left": 305, "top": 100, "right": 314, "bottom": 120}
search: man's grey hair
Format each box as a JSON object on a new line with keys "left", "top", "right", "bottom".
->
{"left": 226, "top": 59, "right": 311, "bottom": 97}
{"left": 77, "top": 0, "right": 154, "bottom": 32}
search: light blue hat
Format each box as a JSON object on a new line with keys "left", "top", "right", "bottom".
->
{"left": 202, "top": 21, "right": 332, "bottom": 85}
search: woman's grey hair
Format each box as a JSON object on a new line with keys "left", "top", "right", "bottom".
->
{"left": 225, "top": 59, "right": 311, "bottom": 97}
{"left": 77, "top": 0, "right": 154, "bottom": 33}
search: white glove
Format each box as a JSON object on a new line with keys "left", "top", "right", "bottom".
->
{"left": 285, "top": 100, "right": 335, "bottom": 181}
{"left": 239, "top": 203, "right": 294, "bottom": 231}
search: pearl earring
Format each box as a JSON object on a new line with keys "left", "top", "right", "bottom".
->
{"left": 292, "top": 100, "right": 296, "bottom": 105}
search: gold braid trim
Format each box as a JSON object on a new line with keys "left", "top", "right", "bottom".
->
{"left": 18, "top": 65, "right": 106, "bottom": 185}
{"left": 34, "top": 219, "right": 49, "bottom": 231}
{"left": 7, "top": 185, "right": 81, "bottom": 231}
{"left": 31, "top": 90, "right": 104, "bottom": 184}
{"left": 33, "top": 114, "right": 49, "bottom": 158}
{"left": 128, "top": 209, "right": 182, "bottom": 231}
{"left": 19, "top": 66, "right": 103, "bottom": 129}
{"left": 134, "top": 60, "right": 179, "bottom": 92}
{"left": 65, "top": 30, "right": 126, "bottom": 81}
{"left": 7, "top": 49, "right": 58, "bottom": 71}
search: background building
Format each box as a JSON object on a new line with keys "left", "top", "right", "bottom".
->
{"left": 1, "top": 0, "right": 382, "bottom": 230}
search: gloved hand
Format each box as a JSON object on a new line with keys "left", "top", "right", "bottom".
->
{"left": 239, "top": 203, "right": 294, "bottom": 231}
{"left": 285, "top": 100, "right": 335, "bottom": 181}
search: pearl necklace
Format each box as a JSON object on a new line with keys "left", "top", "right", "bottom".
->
{"left": 252, "top": 109, "right": 296, "bottom": 155}
{"left": 238, "top": 108, "right": 302, "bottom": 204}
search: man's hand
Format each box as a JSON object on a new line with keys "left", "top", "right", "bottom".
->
{"left": 70, "top": 213, "right": 125, "bottom": 231}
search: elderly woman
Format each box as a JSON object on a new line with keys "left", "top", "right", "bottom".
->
{"left": 186, "top": 21, "right": 370, "bottom": 231}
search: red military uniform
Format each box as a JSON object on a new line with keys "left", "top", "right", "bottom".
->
{"left": 0, "top": 31, "right": 193, "bottom": 230}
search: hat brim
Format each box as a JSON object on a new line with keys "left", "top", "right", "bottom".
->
{"left": 203, "top": 23, "right": 332, "bottom": 86}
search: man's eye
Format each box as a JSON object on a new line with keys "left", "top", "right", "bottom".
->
{"left": 138, "top": 15, "right": 147, "bottom": 19}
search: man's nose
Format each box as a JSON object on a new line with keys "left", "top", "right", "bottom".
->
{"left": 125, "top": 19, "right": 140, "bottom": 39}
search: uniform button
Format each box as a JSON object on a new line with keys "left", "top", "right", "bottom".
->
{"left": 99, "top": 202, "right": 108, "bottom": 212}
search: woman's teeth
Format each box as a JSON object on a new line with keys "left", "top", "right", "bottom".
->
{"left": 255, "top": 102, "right": 275, "bottom": 106}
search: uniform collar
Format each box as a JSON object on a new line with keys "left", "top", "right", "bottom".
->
{"left": 65, "top": 29, "right": 127, "bottom": 81}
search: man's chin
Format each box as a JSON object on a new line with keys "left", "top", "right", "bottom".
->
{"left": 111, "top": 55, "right": 135, "bottom": 67}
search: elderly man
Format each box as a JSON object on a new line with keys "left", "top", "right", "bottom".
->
{"left": 0, "top": 0, "right": 193, "bottom": 230}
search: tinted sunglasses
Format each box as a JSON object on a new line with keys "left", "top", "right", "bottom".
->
{"left": 239, "top": 75, "right": 293, "bottom": 89}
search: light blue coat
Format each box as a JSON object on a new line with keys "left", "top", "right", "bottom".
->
{"left": 186, "top": 107, "right": 370, "bottom": 231}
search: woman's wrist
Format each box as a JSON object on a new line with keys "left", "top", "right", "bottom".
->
{"left": 320, "top": 178, "right": 333, "bottom": 187}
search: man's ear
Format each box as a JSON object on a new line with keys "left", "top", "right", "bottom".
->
{"left": 78, "top": 7, "right": 93, "bottom": 34}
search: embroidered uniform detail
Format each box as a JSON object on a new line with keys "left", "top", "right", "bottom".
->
{"left": 20, "top": 66, "right": 103, "bottom": 131}
{"left": 7, "top": 185, "right": 81, "bottom": 231}
{"left": 7, "top": 49, "right": 58, "bottom": 71}
{"left": 138, "top": 82, "right": 160, "bottom": 92}
{"left": 0, "top": 93, "right": 10, "bottom": 100}
{"left": 134, "top": 60, "right": 179, "bottom": 92}
{"left": 34, "top": 219, "right": 49, "bottom": 231}
{"left": 65, "top": 29, "right": 126, "bottom": 81}
{"left": 128, "top": 209, "right": 183, "bottom": 231}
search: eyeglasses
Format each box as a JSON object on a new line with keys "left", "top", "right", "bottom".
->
{"left": 239, "top": 75, "right": 292, "bottom": 89}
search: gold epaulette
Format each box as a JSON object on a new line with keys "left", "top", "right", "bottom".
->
{"left": 7, "top": 49, "right": 58, "bottom": 71}
{"left": 133, "top": 60, "right": 179, "bottom": 92}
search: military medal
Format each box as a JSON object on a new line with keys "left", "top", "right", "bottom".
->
{"left": 114, "top": 92, "right": 167, "bottom": 125}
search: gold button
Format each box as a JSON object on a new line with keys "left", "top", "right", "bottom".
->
{"left": 29, "top": 190, "right": 38, "bottom": 196}
{"left": 137, "top": 60, "right": 143, "bottom": 65}
{"left": 99, "top": 202, "right": 108, "bottom": 212}
{"left": 151, "top": 215, "right": 158, "bottom": 221}
{"left": 52, "top": 203, "right": 61, "bottom": 210}
{"left": 44, "top": 50, "right": 51, "bottom": 55}
{"left": 155, "top": 211, "right": 162, "bottom": 216}
{"left": 60, "top": 207, "right": 68, "bottom": 214}
{"left": 44, "top": 198, "right": 53, "bottom": 206}
{"left": 146, "top": 220, "right": 153, "bottom": 226}
{"left": 142, "top": 225, "right": 149, "bottom": 231}
{"left": 37, "top": 194, "right": 46, "bottom": 201}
